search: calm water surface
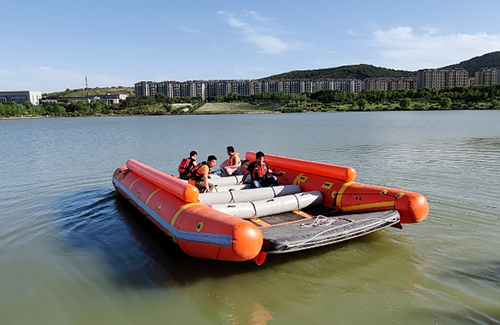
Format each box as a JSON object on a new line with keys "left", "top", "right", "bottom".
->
{"left": 1, "top": 111, "right": 499, "bottom": 324}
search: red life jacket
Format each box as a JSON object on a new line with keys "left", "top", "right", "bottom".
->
{"left": 178, "top": 157, "right": 195, "bottom": 179}
{"left": 178, "top": 158, "right": 191, "bottom": 174}
{"left": 252, "top": 162, "right": 269, "bottom": 180}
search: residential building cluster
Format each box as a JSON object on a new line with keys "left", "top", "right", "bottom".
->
{"left": 135, "top": 68, "right": 498, "bottom": 100}
{"left": 135, "top": 77, "right": 417, "bottom": 101}
{"left": 416, "top": 68, "right": 500, "bottom": 89}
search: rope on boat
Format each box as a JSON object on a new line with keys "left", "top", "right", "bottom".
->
{"left": 300, "top": 215, "right": 337, "bottom": 228}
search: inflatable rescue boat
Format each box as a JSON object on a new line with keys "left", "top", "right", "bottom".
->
{"left": 112, "top": 152, "right": 428, "bottom": 264}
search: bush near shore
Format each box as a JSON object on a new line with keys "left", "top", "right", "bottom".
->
{"left": 2, "top": 85, "right": 500, "bottom": 118}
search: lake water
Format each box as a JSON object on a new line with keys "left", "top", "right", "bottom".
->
{"left": 1, "top": 111, "right": 499, "bottom": 325}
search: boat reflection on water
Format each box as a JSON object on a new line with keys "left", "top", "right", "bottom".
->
{"left": 55, "top": 187, "right": 275, "bottom": 323}
{"left": 114, "top": 194, "right": 275, "bottom": 324}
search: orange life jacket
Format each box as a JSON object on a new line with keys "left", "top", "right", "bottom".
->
{"left": 189, "top": 162, "right": 207, "bottom": 182}
{"left": 228, "top": 152, "right": 240, "bottom": 166}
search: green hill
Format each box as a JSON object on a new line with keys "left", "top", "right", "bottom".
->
{"left": 45, "top": 86, "right": 135, "bottom": 97}
{"left": 442, "top": 51, "right": 500, "bottom": 76}
{"left": 263, "top": 51, "right": 500, "bottom": 80}
{"left": 262, "top": 64, "right": 417, "bottom": 80}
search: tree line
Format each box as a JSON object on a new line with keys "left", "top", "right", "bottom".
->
{"left": 207, "top": 84, "right": 500, "bottom": 111}
{"left": 0, "top": 93, "right": 203, "bottom": 118}
{"left": 1, "top": 84, "right": 499, "bottom": 118}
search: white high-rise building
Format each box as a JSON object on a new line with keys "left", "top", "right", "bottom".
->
{"left": 0, "top": 91, "right": 42, "bottom": 105}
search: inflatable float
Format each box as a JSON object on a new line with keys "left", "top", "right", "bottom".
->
{"left": 112, "top": 152, "right": 428, "bottom": 264}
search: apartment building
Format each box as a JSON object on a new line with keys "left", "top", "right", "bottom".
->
{"left": 134, "top": 75, "right": 420, "bottom": 101}
{"left": 364, "top": 78, "right": 391, "bottom": 91}
{"left": 0, "top": 91, "right": 42, "bottom": 105}
{"left": 364, "top": 77, "right": 417, "bottom": 91}
{"left": 474, "top": 68, "right": 500, "bottom": 85}
{"left": 392, "top": 77, "right": 418, "bottom": 91}
{"left": 137, "top": 80, "right": 208, "bottom": 100}
{"left": 134, "top": 81, "right": 156, "bottom": 98}
{"left": 417, "top": 69, "right": 470, "bottom": 89}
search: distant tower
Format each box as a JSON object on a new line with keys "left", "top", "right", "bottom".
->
{"left": 85, "top": 76, "right": 89, "bottom": 102}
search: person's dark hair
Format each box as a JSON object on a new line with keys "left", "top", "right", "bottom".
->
{"left": 256, "top": 151, "right": 265, "bottom": 158}
{"left": 207, "top": 155, "right": 217, "bottom": 162}
{"left": 190, "top": 151, "right": 197, "bottom": 157}
{"left": 227, "top": 146, "right": 234, "bottom": 153}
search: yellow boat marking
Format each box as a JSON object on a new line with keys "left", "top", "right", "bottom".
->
{"left": 128, "top": 177, "right": 142, "bottom": 190}
{"left": 170, "top": 203, "right": 202, "bottom": 226}
{"left": 293, "top": 210, "right": 314, "bottom": 219}
{"left": 197, "top": 222, "right": 204, "bottom": 232}
{"left": 342, "top": 201, "right": 396, "bottom": 211}
{"left": 250, "top": 218, "right": 272, "bottom": 227}
{"left": 322, "top": 182, "right": 334, "bottom": 189}
{"left": 293, "top": 173, "right": 308, "bottom": 186}
{"left": 146, "top": 188, "right": 161, "bottom": 205}
{"left": 336, "top": 181, "right": 354, "bottom": 209}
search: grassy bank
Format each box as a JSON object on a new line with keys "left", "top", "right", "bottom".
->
{"left": 196, "top": 101, "right": 497, "bottom": 113}
{"left": 196, "top": 102, "right": 281, "bottom": 113}
{"left": 45, "top": 87, "right": 135, "bottom": 97}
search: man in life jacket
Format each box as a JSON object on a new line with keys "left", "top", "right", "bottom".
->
{"left": 178, "top": 151, "right": 197, "bottom": 180}
{"left": 189, "top": 155, "right": 217, "bottom": 193}
{"left": 221, "top": 146, "right": 241, "bottom": 176}
{"left": 239, "top": 151, "right": 278, "bottom": 188}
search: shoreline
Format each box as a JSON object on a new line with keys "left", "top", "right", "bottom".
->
{"left": 2, "top": 107, "right": 499, "bottom": 120}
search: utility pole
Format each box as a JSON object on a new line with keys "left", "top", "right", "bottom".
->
{"left": 85, "top": 76, "right": 89, "bottom": 103}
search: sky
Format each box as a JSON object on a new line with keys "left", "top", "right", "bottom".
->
{"left": 2, "top": 0, "right": 500, "bottom": 93}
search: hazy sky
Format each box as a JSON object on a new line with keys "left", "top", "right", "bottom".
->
{"left": 2, "top": 0, "right": 500, "bottom": 93}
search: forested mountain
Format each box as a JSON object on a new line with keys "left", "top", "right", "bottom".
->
{"left": 262, "top": 51, "right": 500, "bottom": 80}
{"left": 442, "top": 51, "right": 500, "bottom": 76}
{"left": 262, "top": 64, "right": 416, "bottom": 80}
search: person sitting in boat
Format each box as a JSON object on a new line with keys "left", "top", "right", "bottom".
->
{"left": 220, "top": 146, "right": 241, "bottom": 176}
{"left": 178, "top": 150, "right": 197, "bottom": 180}
{"left": 189, "top": 155, "right": 217, "bottom": 193}
{"left": 239, "top": 151, "right": 278, "bottom": 188}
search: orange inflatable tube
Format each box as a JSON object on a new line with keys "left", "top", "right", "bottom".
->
{"left": 113, "top": 162, "right": 263, "bottom": 261}
{"left": 126, "top": 159, "right": 199, "bottom": 203}
{"left": 335, "top": 182, "right": 428, "bottom": 223}
{"left": 242, "top": 153, "right": 428, "bottom": 224}
{"left": 245, "top": 151, "right": 356, "bottom": 182}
